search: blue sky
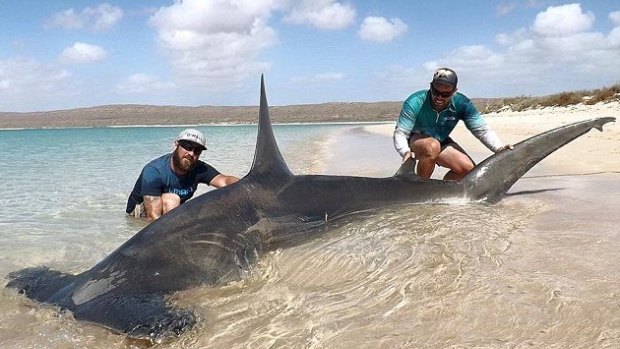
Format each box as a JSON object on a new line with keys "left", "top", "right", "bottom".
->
{"left": 1, "top": 0, "right": 619, "bottom": 112}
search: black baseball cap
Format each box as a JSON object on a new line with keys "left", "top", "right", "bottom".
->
{"left": 431, "top": 68, "right": 458, "bottom": 88}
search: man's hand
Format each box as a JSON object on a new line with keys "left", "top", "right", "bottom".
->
{"left": 402, "top": 151, "right": 414, "bottom": 163}
{"left": 497, "top": 144, "right": 514, "bottom": 152}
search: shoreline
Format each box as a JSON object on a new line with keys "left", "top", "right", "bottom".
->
{"left": 2, "top": 99, "right": 617, "bottom": 131}
{"left": 0, "top": 120, "right": 392, "bottom": 132}
{"left": 0, "top": 101, "right": 402, "bottom": 129}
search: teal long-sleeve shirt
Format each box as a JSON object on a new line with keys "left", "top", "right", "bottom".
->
{"left": 396, "top": 89, "right": 486, "bottom": 141}
{"left": 393, "top": 89, "right": 503, "bottom": 157}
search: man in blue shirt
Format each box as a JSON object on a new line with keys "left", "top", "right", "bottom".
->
{"left": 393, "top": 68, "right": 512, "bottom": 180}
{"left": 126, "top": 128, "right": 239, "bottom": 220}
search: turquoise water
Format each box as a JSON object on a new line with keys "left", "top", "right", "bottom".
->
{"left": 0, "top": 124, "right": 350, "bottom": 273}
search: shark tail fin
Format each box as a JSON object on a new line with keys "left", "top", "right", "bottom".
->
{"left": 248, "top": 75, "right": 292, "bottom": 178}
{"left": 462, "top": 117, "right": 615, "bottom": 203}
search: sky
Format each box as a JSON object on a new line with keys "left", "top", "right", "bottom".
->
{"left": 1, "top": 0, "right": 619, "bottom": 112}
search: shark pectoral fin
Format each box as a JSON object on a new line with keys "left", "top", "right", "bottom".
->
{"left": 72, "top": 293, "right": 197, "bottom": 342}
{"left": 6, "top": 266, "right": 77, "bottom": 303}
{"left": 394, "top": 157, "right": 424, "bottom": 180}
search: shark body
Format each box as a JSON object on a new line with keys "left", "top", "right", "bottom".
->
{"left": 6, "top": 77, "right": 615, "bottom": 340}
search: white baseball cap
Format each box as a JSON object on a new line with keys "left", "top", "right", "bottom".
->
{"left": 176, "top": 128, "right": 207, "bottom": 150}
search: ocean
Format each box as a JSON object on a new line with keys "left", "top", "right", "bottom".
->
{"left": 0, "top": 124, "right": 618, "bottom": 348}
{"left": 0, "top": 124, "right": 348, "bottom": 272}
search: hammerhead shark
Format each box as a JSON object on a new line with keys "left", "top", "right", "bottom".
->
{"left": 5, "top": 76, "right": 615, "bottom": 341}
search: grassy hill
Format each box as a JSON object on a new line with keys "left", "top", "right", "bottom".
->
{"left": 1, "top": 84, "right": 618, "bottom": 129}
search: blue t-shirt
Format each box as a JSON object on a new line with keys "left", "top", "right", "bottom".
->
{"left": 125, "top": 153, "right": 220, "bottom": 213}
{"left": 396, "top": 89, "right": 487, "bottom": 142}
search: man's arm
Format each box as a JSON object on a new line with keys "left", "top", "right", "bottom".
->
{"left": 209, "top": 174, "right": 239, "bottom": 188}
{"left": 138, "top": 165, "right": 167, "bottom": 220}
{"left": 393, "top": 127, "right": 413, "bottom": 161}
{"left": 470, "top": 124, "right": 504, "bottom": 152}
{"left": 394, "top": 93, "right": 423, "bottom": 160}
{"left": 461, "top": 99, "right": 511, "bottom": 152}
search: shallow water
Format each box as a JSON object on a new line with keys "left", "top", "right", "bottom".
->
{"left": 1, "top": 125, "right": 619, "bottom": 348}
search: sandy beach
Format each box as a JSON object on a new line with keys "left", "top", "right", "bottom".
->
{"left": 357, "top": 101, "right": 619, "bottom": 176}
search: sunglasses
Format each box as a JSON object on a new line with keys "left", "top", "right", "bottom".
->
{"left": 178, "top": 140, "right": 204, "bottom": 154}
{"left": 430, "top": 84, "right": 455, "bottom": 98}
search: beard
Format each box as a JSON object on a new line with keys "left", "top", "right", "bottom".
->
{"left": 172, "top": 150, "right": 197, "bottom": 173}
{"left": 432, "top": 97, "right": 450, "bottom": 111}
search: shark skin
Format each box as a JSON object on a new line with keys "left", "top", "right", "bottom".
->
{"left": 5, "top": 76, "right": 616, "bottom": 341}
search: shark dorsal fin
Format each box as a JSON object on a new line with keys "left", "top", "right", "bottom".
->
{"left": 248, "top": 75, "right": 292, "bottom": 177}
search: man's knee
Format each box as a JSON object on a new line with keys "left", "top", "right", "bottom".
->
{"left": 458, "top": 160, "right": 475, "bottom": 173}
{"left": 450, "top": 159, "right": 475, "bottom": 175}
{"left": 161, "top": 193, "right": 181, "bottom": 213}
{"left": 411, "top": 138, "right": 441, "bottom": 159}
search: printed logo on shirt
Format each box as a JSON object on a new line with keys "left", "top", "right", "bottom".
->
{"left": 170, "top": 188, "right": 193, "bottom": 197}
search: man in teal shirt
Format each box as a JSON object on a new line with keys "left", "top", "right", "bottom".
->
{"left": 393, "top": 68, "right": 512, "bottom": 180}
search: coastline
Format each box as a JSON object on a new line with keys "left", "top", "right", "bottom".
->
{"left": 0, "top": 101, "right": 402, "bottom": 129}
{"left": 0, "top": 120, "right": 391, "bottom": 132}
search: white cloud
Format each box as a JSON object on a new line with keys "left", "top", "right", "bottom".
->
{"left": 291, "top": 72, "right": 345, "bottom": 83}
{"left": 315, "top": 72, "right": 345, "bottom": 81}
{"left": 610, "top": 11, "right": 620, "bottom": 26}
{"left": 149, "top": 0, "right": 281, "bottom": 88}
{"left": 45, "top": 3, "right": 123, "bottom": 32}
{"left": 46, "top": 9, "right": 83, "bottom": 30}
{"left": 116, "top": 74, "right": 176, "bottom": 94}
{"left": 358, "top": 17, "right": 407, "bottom": 43}
{"left": 284, "top": 0, "right": 356, "bottom": 30}
{"left": 452, "top": 45, "right": 498, "bottom": 61}
{"left": 495, "top": 28, "right": 528, "bottom": 46}
{"left": 415, "top": 4, "right": 620, "bottom": 97}
{"left": 496, "top": 3, "right": 517, "bottom": 16}
{"left": 60, "top": 42, "right": 107, "bottom": 63}
{"left": 531, "top": 3, "right": 594, "bottom": 37}
{"left": 525, "top": 0, "right": 546, "bottom": 7}
{"left": 609, "top": 28, "right": 620, "bottom": 48}
{"left": 0, "top": 58, "right": 71, "bottom": 92}
{"left": 0, "top": 58, "right": 73, "bottom": 110}
{"left": 609, "top": 12, "right": 620, "bottom": 47}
